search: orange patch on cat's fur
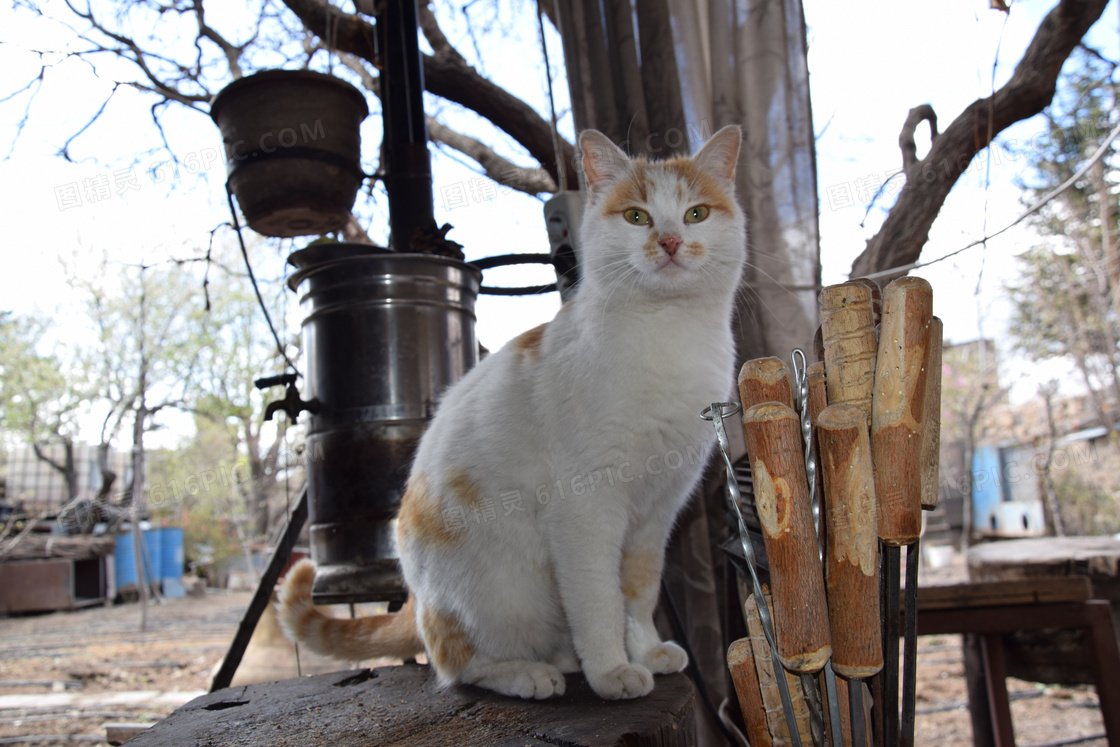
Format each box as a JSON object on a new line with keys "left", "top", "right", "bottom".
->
{"left": 447, "top": 467, "right": 483, "bottom": 510}
{"left": 620, "top": 550, "right": 661, "bottom": 601}
{"left": 599, "top": 155, "right": 734, "bottom": 222}
{"left": 276, "top": 559, "right": 424, "bottom": 662}
{"left": 514, "top": 323, "right": 547, "bottom": 358}
{"left": 601, "top": 162, "right": 651, "bottom": 216}
{"left": 421, "top": 606, "right": 474, "bottom": 676}
{"left": 664, "top": 157, "right": 737, "bottom": 216}
{"left": 397, "top": 473, "right": 461, "bottom": 547}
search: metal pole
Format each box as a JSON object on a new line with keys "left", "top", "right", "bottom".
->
{"left": 210, "top": 488, "right": 308, "bottom": 692}
{"left": 378, "top": 0, "right": 434, "bottom": 252}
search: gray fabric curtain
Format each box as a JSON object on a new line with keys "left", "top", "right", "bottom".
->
{"left": 553, "top": 2, "right": 820, "bottom": 743}
{"left": 671, "top": 0, "right": 821, "bottom": 361}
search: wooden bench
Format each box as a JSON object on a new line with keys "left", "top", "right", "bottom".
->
{"left": 915, "top": 577, "right": 1120, "bottom": 747}
{"left": 126, "top": 664, "right": 697, "bottom": 746}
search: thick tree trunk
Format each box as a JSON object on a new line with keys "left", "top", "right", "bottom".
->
{"left": 850, "top": 0, "right": 1110, "bottom": 281}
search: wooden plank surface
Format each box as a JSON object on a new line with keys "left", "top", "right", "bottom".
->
{"left": 127, "top": 664, "right": 696, "bottom": 747}
{"left": 916, "top": 577, "right": 1092, "bottom": 611}
{"left": 967, "top": 536, "right": 1120, "bottom": 582}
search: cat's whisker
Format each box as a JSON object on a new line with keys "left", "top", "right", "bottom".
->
{"left": 741, "top": 251, "right": 819, "bottom": 303}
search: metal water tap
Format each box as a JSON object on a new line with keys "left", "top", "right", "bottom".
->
{"left": 255, "top": 373, "right": 320, "bottom": 421}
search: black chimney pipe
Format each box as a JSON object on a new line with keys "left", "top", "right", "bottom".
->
{"left": 377, "top": 0, "right": 434, "bottom": 251}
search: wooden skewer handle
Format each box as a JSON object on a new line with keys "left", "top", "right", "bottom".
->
{"left": 921, "top": 317, "right": 944, "bottom": 510}
{"left": 871, "top": 276, "right": 934, "bottom": 546}
{"left": 727, "top": 639, "right": 774, "bottom": 746}
{"left": 850, "top": 277, "right": 882, "bottom": 326}
{"left": 817, "top": 403, "right": 883, "bottom": 679}
{"left": 741, "top": 402, "right": 832, "bottom": 673}
{"left": 820, "top": 282, "right": 879, "bottom": 422}
{"left": 738, "top": 356, "right": 795, "bottom": 411}
{"left": 806, "top": 362, "right": 828, "bottom": 425}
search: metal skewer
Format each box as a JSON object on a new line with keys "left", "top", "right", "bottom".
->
{"left": 792, "top": 349, "right": 844, "bottom": 747}
{"left": 703, "top": 401, "right": 802, "bottom": 747}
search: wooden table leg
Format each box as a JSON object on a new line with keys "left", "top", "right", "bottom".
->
{"left": 1084, "top": 600, "right": 1120, "bottom": 745}
{"left": 979, "top": 633, "right": 1015, "bottom": 747}
{"left": 962, "top": 634, "right": 995, "bottom": 747}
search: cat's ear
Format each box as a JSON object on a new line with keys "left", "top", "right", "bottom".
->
{"left": 579, "top": 129, "right": 630, "bottom": 190}
{"left": 694, "top": 125, "right": 742, "bottom": 182}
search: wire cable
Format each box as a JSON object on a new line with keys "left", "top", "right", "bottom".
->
{"left": 862, "top": 118, "right": 1120, "bottom": 282}
{"left": 225, "top": 185, "right": 302, "bottom": 378}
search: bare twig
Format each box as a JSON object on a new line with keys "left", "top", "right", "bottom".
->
{"left": 427, "top": 117, "right": 557, "bottom": 195}
{"left": 59, "top": 83, "right": 122, "bottom": 162}
{"left": 192, "top": 0, "right": 247, "bottom": 79}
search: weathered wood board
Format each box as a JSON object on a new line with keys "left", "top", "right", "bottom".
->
{"left": 128, "top": 664, "right": 696, "bottom": 746}
{"left": 967, "top": 536, "right": 1120, "bottom": 685}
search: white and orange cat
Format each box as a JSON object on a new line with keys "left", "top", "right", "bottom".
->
{"left": 278, "top": 125, "right": 747, "bottom": 700}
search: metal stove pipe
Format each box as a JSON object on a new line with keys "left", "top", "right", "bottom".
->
{"left": 288, "top": 244, "right": 481, "bottom": 604}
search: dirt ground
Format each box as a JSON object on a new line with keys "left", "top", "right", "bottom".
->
{"left": 0, "top": 590, "right": 249, "bottom": 745}
{"left": 0, "top": 556, "right": 1110, "bottom": 746}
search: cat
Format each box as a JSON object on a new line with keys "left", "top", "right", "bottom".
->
{"left": 278, "top": 125, "right": 747, "bottom": 701}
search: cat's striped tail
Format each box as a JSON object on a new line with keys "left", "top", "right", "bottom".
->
{"left": 276, "top": 559, "right": 425, "bottom": 662}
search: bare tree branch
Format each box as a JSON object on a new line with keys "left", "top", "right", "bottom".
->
{"left": 337, "top": 49, "right": 379, "bottom": 93}
{"left": 63, "top": 0, "right": 211, "bottom": 107}
{"left": 13, "top": 0, "right": 576, "bottom": 196}
{"left": 337, "top": 50, "right": 558, "bottom": 197}
{"left": 418, "top": 0, "right": 465, "bottom": 64}
{"left": 427, "top": 117, "right": 558, "bottom": 195}
{"left": 899, "top": 104, "right": 938, "bottom": 173}
{"left": 192, "top": 0, "right": 247, "bottom": 79}
{"left": 280, "top": 0, "right": 578, "bottom": 187}
{"left": 59, "top": 83, "right": 121, "bottom": 162}
{"left": 850, "top": 0, "right": 1110, "bottom": 281}
{"left": 4, "top": 50, "right": 102, "bottom": 159}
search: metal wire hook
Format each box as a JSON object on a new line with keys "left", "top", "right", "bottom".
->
{"left": 703, "top": 401, "right": 802, "bottom": 747}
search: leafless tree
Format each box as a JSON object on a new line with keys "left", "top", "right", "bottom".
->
{"left": 850, "top": 0, "right": 1110, "bottom": 282}
{"left": 8, "top": 0, "right": 572, "bottom": 211}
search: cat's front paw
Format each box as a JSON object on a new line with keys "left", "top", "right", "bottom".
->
{"left": 508, "top": 662, "right": 567, "bottom": 700}
{"left": 640, "top": 642, "right": 688, "bottom": 674}
{"left": 588, "top": 663, "right": 654, "bottom": 700}
{"left": 466, "top": 660, "right": 566, "bottom": 700}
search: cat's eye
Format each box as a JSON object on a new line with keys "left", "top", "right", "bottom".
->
{"left": 684, "top": 205, "right": 710, "bottom": 224}
{"left": 623, "top": 208, "right": 650, "bottom": 225}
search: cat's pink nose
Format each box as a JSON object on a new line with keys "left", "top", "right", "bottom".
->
{"left": 659, "top": 234, "right": 682, "bottom": 256}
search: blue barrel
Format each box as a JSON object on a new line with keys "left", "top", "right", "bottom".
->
{"left": 159, "top": 527, "right": 186, "bottom": 598}
{"left": 142, "top": 528, "right": 162, "bottom": 583}
{"left": 114, "top": 532, "right": 138, "bottom": 589}
{"left": 160, "top": 527, "right": 184, "bottom": 578}
{"left": 971, "top": 446, "right": 1004, "bottom": 532}
{"left": 114, "top": 529, "right": 162, "bottom": 589}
